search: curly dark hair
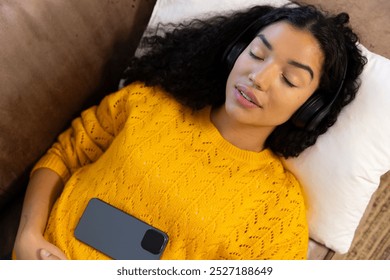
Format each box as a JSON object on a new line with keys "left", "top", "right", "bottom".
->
{"left": 123, "top": 2, "right": 367, "bottom": 158}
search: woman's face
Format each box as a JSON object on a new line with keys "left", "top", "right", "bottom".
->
{"left": 224, "top": 21, "right": 324, "bottom": 130}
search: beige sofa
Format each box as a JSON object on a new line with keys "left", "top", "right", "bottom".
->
{"left": 0, "top": 0, "right": 388, "bottom": 260}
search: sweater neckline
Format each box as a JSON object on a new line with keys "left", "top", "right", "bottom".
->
{"left": 196, "top": 106, "right": 276, "bottom": 163}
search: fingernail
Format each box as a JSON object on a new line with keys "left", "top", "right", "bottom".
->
{"left": 40, "top": 249, "right": 51, "bottom": 258}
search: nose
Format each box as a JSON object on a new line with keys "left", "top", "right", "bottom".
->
{"left": 248, "top": 62, "right": 277, "bottom": 91}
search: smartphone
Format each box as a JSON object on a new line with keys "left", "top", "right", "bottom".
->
{"left": 74, "top": 198, "right": 169, "bottom": 260}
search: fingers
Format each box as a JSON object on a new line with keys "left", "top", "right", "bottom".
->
{"left": 39, "top": 249, "right": 63, "bottom": 260}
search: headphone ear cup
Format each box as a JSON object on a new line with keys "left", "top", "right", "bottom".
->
{"left": 223, "top": 16, "right": 266, "bottom": 72}
{"left": 224, "top": 42, "right": 248, "bottom": 71}
{"left": 291, "top": 94, "right": 325, "bottom": 130}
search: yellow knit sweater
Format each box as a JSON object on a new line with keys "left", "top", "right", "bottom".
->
{"left": 33, "top": 82, "right": 308, "bottom": 260}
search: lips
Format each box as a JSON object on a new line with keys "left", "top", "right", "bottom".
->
{"left": 235, "top": 85, "right": 262, "bottom": 108}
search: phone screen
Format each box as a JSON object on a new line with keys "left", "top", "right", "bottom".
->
{"left": 74, "top": 198, "right": 169, "bottom": 260}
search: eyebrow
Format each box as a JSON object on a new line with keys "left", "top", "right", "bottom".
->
{"left": 288, "top": 60, "right": 314, "bottom": 80}
{"left": 257, "top": 34, "right": 273, "bottom": 50}
{"left": 257, "top": 34, "right": 314, "bottom": 80}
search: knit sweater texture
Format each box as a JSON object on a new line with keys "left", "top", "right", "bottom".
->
{"left": 33, "top": 82, "right": 308, "bottom": 260}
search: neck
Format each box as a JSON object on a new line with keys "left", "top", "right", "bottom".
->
{"left": 210, "top": 106, "right": 274, "bottom": 153}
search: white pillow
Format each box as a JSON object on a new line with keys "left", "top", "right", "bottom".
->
{"left": 134, "top": 0, "right": 290, "bottom": 57}
{"left": 145, "top": 0, "right": 290, "bottom": 25}
{"left": 138, "top": 0, "right": 390, "bottom": 254}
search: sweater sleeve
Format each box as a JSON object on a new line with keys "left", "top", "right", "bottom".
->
{"left": 260, "top": 173, "right": 309, "bottom": 260}
{"left": 260, "top": 205, "right": 309, "bottom": 260}
{"left": 227, "top": 171, "right": 309, "bottom": 260}
{"left": 31, "top": 82, "right": 144, "bottom": 183}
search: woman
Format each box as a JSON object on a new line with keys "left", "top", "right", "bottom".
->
{"left": 13, "top": 3, "right": 366, "bottom": 260}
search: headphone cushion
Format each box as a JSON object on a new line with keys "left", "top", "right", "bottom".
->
{"left": 291, "top": 94, "right": 325, "bottom": 129}
{"left": 225, "top": 42, "right": 248, "bottom": 71}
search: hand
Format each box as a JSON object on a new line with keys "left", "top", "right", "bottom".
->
{"left": 39, "top": 248, "right": 67, "bottom": 260}
{"left": 13, "top": 229, "right": 68, "bottom": 260}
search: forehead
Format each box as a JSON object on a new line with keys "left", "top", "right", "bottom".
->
{"left": 253, "top": 21, "right": 324, "bottom": 76}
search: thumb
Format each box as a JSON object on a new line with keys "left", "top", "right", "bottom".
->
{"left": 40, "top": 249, "right": 61, "bottom": 260}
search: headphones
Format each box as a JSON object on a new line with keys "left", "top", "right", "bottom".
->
{"left": 222, "top": 18, "right": 348, "bottom": 131}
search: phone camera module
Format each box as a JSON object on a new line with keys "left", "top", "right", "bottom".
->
{"left": 141, "top": 229, "right": 166, "bottom": 255}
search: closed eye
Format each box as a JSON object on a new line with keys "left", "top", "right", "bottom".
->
{"left": 249, "top": 50, "right": 297, "bottom": 88}
{"left": 249, "top": 51, "right": 264, "bottom": 61}
{"left": 282, "top": 74, "right": 297, "bottom": 88}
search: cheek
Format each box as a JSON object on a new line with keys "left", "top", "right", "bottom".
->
{"left": 226, "top": 59, "right": 249, "bottom": 89}
{"left": 230, "top": 52, "right": 253, "bottom": 75}
{"left": 272, "top": 89, "right": 315, "bottom": 117}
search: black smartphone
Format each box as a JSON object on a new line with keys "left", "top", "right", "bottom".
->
{"left": 74, "top": 198, "right": 169, "bottom": 260}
